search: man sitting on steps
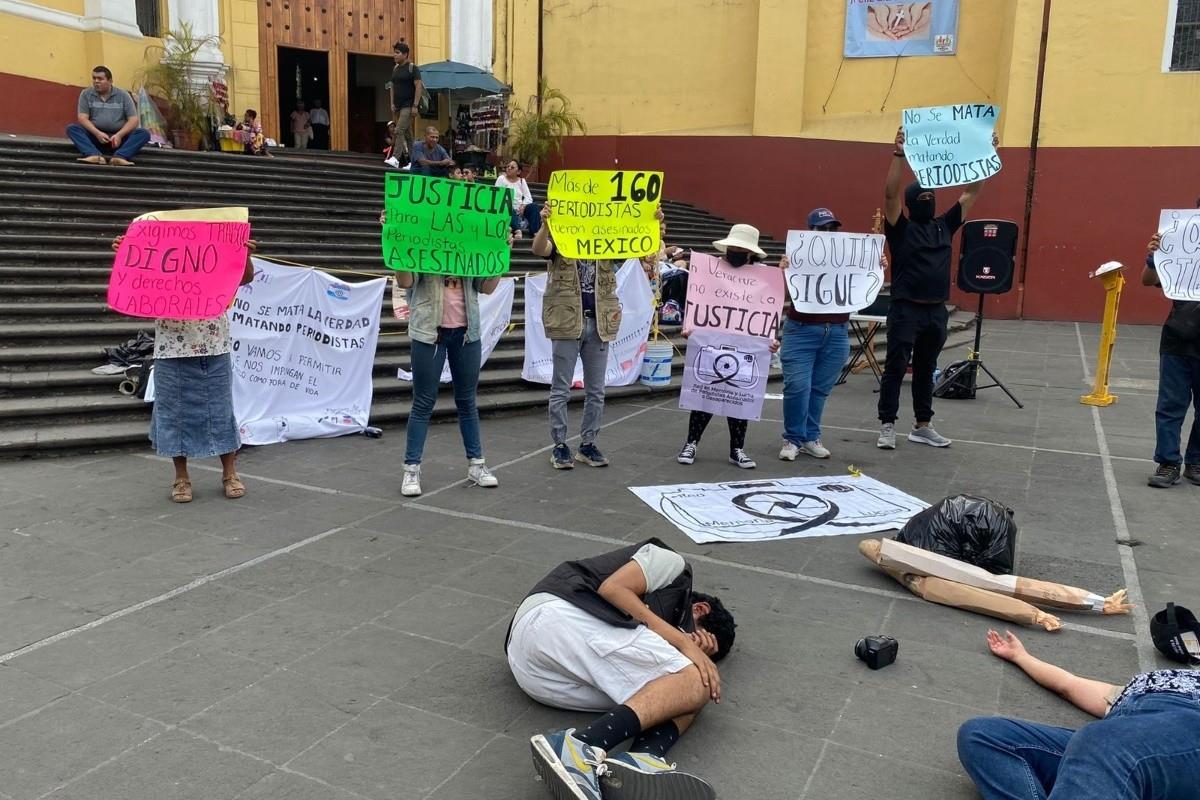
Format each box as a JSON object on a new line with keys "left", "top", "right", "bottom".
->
{"left": 506, "top": 538, "right": 736, "bottom": 800}
{"left": 67, "top": 66, "right": 150, "bottom": 166}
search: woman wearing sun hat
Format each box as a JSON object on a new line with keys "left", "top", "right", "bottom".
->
{"left": 676, "top": 223, "right": 781, "bottom": 469}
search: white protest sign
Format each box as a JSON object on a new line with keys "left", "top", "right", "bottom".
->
{"left": 229, "top": 258, "right": 386, "bottom": 444}
{"left": 902, "top": 104, "right": 1001, "bottom": 189}
{"left": 679, "top": 329, "right": 771, "bottom": 422}
{"left": 1154, "top": 209, "right": 1200, "bottom": 302}
{"left": 784, "top": 230, "right": 886, "bottom": 313}
{"left": 629, "top": 475, "right": 929, "bottom": 544}
{"left": 397, "top": 278, "right": 515, "bottom": 382}
{"left": 522, "top": 259, "right": 655, "bottom": 386}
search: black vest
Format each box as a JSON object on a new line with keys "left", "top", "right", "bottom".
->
{"left": 504, "top": 538, "right": 694, "bottom": 652}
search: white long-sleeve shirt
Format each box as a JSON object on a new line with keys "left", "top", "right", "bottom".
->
{"left": 494, "top": 174, "right": 533, "bottom": 207}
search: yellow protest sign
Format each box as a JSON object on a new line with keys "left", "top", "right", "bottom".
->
{"left": 545, "top": 170, "right": 663, "bottom": 260}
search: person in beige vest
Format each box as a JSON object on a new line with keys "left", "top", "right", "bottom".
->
{"left": 532, "top": 205, "right": 622, "bottom": 470}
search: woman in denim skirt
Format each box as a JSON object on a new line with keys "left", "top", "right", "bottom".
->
{"left": 957, "top": 628, "right": 1200, "bottom": 798}
{"left": 112, "top": 235, "right": 256, "bottom": 503}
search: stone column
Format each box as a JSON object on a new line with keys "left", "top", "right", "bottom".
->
{"left": 166, "top": 0, "right": 229, "bottom": 88}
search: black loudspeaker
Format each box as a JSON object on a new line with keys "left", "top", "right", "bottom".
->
{"left": 956, "top": 219, "right": 1018, "bottom": 294}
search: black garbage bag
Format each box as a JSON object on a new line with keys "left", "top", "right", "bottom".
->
{"left": 895, "top": 494, "right": 1018, "bottom": 574}
{"left": 933, "top": 360, "right": 977, "bottom": 399}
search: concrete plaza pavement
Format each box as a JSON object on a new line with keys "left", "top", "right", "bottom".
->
{"left": 0, "top": 319, "right": 1195, "bottom": 800}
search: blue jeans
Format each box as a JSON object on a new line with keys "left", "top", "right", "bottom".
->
{"left": 1154, "top": 353, "right": 1200, "bottom": 466}
{"left": 780, "top": 319, "right": 849, "bottom": 445}
{"left": 512, "top": 203, "right": 542, "bottom": 235}
{"left": 66, "top": 123, "right": 150, "bottom": 160}
{"left": 405, "top": 328, "right": 483, "bottom": 465}
{"left": 958, "top": 692, "right": 1200, "bottom": 799}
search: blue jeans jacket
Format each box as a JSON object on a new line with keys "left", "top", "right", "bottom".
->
{"left": 405, "top": 273, "right": 486, "bottom": 345}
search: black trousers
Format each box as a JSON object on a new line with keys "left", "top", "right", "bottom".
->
{"left": 877, "top": 300, "right": 949, "bottom": 424}
{"left": 311, "top": 123, "right": 329, "bottom": 149}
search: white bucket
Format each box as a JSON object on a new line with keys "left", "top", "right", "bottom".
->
{"left": 640, "top": 341, "right": 674, "bottom": 388}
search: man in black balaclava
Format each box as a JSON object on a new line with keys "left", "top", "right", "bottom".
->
{"left": 876, "top": 124, "right": 997, "bottom": 450}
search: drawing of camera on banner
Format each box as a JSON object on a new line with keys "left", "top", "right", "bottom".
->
{"left": 693, "top": 344, "right": 761, "bottom": 390}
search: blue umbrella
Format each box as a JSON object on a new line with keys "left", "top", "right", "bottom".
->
{"left": 416, "top": 60, "right": 509, "bottom": 93}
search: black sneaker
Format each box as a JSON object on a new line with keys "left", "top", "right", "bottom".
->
{"left": 551, "top": 443, "right": 574, "bottom": 470}
{"left": 575, "top": 443, "right": 609, "bottom": 467}
{"left": 1148, "top": 463, "right": 1182, "bottom": 488}
{"left": 1185, "top": 464, "right": 1200, "bottom": 486}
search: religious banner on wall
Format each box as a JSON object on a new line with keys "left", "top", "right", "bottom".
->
{"left": 902, "top": 104, "right": 1001, "bottom": 189}
{"left": 522, "top": 260, "right": 655, "bottom": 386}
{"left": 784, "top": 230, "right": 886, "bottom": 314}
{"left": 844, "top": 0, "right": 960, "bottom": 58}
{"left": 545, "top": 170, "right": 663, "bottom": 260}
{"left": 1154, "top": 209, "right": 1200, "bottom": 302}
{"left": 679, "top": 329, "right": 771, "bottom": 422}
{"left": 630, "top": 475, "right": 929, "bottom": 544}
{"left": 228, "top": 259, "right": 386, "bottom": 445}
{"left": 683, "top": 252, "right": 785, "bottom": 338}
{"left": 397, "top": 278, "right": 516, "bottom": 382}
{"left": 382, "top": 173, "right": 511, "bottom": 277}
{"left": 107, "top": 207, "right": 251, "bottom": 320}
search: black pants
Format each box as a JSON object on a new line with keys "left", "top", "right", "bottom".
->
{"left": 311, "top": 123, "right": 329, "bottom": 149}
{"left": 687, "top": 411, "right": 747, "bottom": 453}
{"left": 877, "top": 300, "right": 949, "bottom": 424}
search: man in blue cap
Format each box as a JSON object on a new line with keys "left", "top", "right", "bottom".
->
{"left": 777, "top": 207, "right": 851, "bottom": 461}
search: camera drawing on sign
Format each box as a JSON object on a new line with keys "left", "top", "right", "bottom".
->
{"left": 694, "top": 344, "right": 761, "bottom": 391}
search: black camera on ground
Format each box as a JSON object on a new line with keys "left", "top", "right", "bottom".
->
{"left": 854, "top": 635, "right": 899, "bottom": 670}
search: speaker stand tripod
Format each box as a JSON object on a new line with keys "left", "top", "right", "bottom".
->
{"left": 937, "top": 293, "right": 1024, "bottom": 409}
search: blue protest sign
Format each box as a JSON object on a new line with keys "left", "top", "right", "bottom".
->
{"left": 844, "top": 1, "right": 959, "bottom": 58}
{"left": 902, "top": 104, "right": 1001, "bottom": 189}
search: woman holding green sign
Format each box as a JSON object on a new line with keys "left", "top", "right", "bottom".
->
{"left": 388, "top": 210, "right": 507, "bottom": 497}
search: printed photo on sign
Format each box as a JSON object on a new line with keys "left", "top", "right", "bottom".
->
{"left": 230, "top": 258, "right": 386, "bottom": 445}
{"left": 629, "top": 475, "right": 929, "bottom": 544}
{"left": 1154, "top": 209, "right": 1200, "bottom": 302}
{"left": 679, "top": 330, "right": 771, "bottom": 422}
{"left": 108, "top": 218, "right": 251, "bottom": 320}
{"left": 683, "top": 252, "right": 785, "bottom": 338}
{"left": 845, "top": 0, "right": 959, "bottom": 58}
{"left": 784, "top": 230, "right": 885, "bottom": 314}
{"left": 902, "top": 104, "right": 1001, "bottom": 189}
{"left": 382, "top": 173, "right": 511, "bottom": 277}
{"left": 546, "top": 170, "right": 662, "bottom": 260}
{"left": 522, "top": 260, "right": 655, "bottom": 386}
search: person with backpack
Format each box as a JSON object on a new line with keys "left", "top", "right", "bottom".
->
{"left": 1144, "top": 213, "right": 1200, "bottom": 488}
{"left": 388, "top": 42, "right": 423, "bottom": 163}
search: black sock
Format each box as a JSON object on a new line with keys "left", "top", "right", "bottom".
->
{"left": 573, "top": 704, "right": 641, "bottom": 752}
{"left": 630, "top": 720, "right": 680, "bottom": 760}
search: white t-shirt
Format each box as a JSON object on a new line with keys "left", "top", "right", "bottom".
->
{"left": 494, "top": 175, "right": 533, "bottom": 207}
{"left": 512, "top": 543, "right": 686, "bottom": 626}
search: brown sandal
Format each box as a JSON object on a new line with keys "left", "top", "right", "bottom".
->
{"left": 171, "top": 478, "right": 193, "bottom": 503}
{"left": 222, "top": 474, "right": 246, "bottom": 499}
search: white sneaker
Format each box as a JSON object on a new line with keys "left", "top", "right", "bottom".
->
{"left": 779, "top": 441, "right": 800, "bottom": 461}
{"left": 800, "top": 440, "right": 831, "bottom": 459}
{"left": 877, "top": 423, "right": 896, "bottom": 450}
{"left": 401, "top": 464, "right": 422, "bottom": 497}
{"left": 467, "top": 458, "right": 499, "bottom": 488}
{"left": 908, "top": 425, "right": 952, "bottom": 448}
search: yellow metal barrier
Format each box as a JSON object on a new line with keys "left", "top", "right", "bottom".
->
{"left": 1080, "top": 261, "right": 1125, "bottom": 407}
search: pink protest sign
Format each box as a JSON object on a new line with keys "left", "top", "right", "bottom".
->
{"left": 107, "top": 219, "right": 252, "bottom": 319}
{"left": 683, "top": 251, "right": 785, "bottom": 337}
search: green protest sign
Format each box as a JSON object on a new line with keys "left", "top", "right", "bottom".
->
{"left": 382, "top": 173, "right": 512, "bottom": 277}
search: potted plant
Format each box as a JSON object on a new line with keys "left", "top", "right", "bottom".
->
{"left": 505, "top": 80, "right": 586, "bottom": 180}
{"left": 139, "top": 23, "right": 222, "bottom": 150}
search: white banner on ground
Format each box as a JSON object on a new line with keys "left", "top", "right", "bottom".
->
{"left": 629, "top": 475, "right": 928, "bottom": 544}
{"left": 784, "top": 230, "right": 886, "bottom": 314}
{"left": 228, "top": 258, "right": 386, "bottom": 445}
{"left": 1154, "top": 209, "right": 1200, "bottom": 302}
{"left": 522, "top": 259, "right": 655, "bottom": 386}
{"left": 679, "top": 330, "right": 771, "bottom": 422}
{"left": 397, "top": 278, "right": 515, "bottom": 382}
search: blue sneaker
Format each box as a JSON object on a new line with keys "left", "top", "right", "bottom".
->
{"left": 575, "top": 443, "right": 609, "bottom": 467}
{"left": 601, "top": 752, "right": 716, "bottom": 800}
{"left": 530, "top": 729, "right": 606, "bottom": 800}
{"left": 551, "top": 443, "right": 574, "bottom": 470}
